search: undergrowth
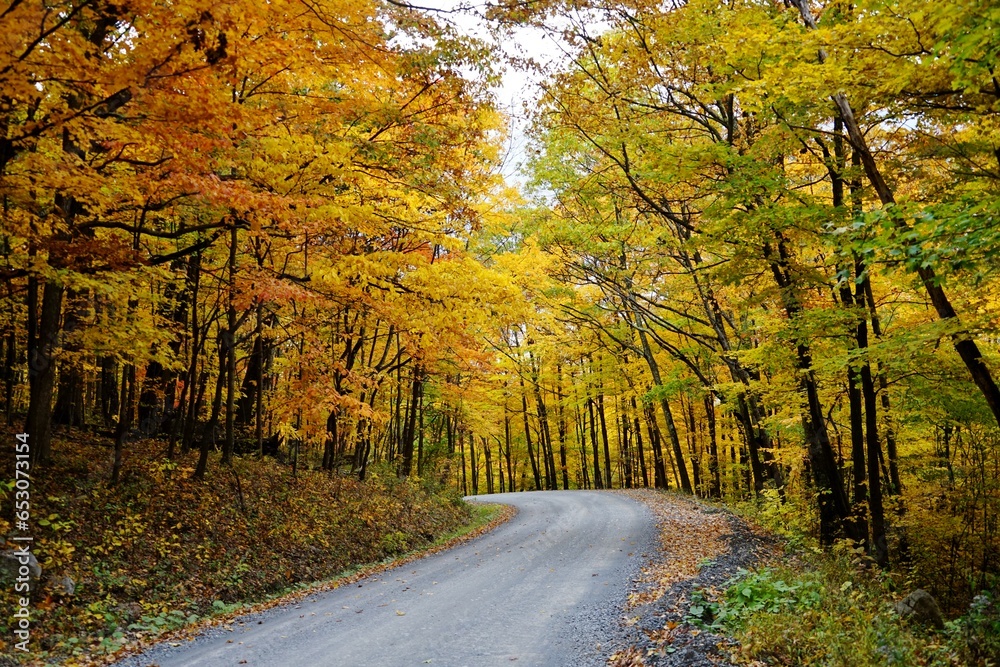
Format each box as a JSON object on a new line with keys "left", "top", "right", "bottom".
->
{"left": 689, "top": 493, "right": 1000, "bottom": 666}
{"left": 0, "top": 431, "right": 477, "bottom": 665}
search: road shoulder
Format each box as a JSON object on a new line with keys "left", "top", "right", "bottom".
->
{"left": 610, "top": 490, "right": 782, "bottom": 667}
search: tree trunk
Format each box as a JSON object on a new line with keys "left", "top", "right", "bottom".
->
{"left": 643, "top": 401, "right": 668, "bottom": 488}
{"left": 504, "top": 412, "right": 515, "bottom": 492}
{"left": 53, "top": 289, "right": 86, "bottom": 428}
{"left": 619, "top": 397, "right": 633, "bottom": 489}
{"left": 483, "top": 436, "right": 494, "bottom": 494}
{"left": 520, "top": 376, "right": 542, "bottom": 490}
{"left": 459, "top": 428, "right": 468, "bottom": 496}
{"left": 181, "top": 253, "right": 203, "bottom": 452}
{"left": 635, "top": 323, "right": 692, "bottom": 492}
{"left": 3, "top": 294, "right": 14, "bottom": 424}
{"left": 99, "top": 355, "right": 119, "bottom": 429}
{"left": 417, "top": 379, "right": 425, "bottom": 475}
{"left": 704, "top": 395, "right": 721, "bottom": 497}
{"left": 182, "top": 371, "right": 207, "bottom": 453}
{"left": 684, "top": 395, "right": 702, "bottom": 496}
{"left": 632, "top": 397, "right": 649, "bottom": 488}
{"left": 856, "top": 272, "right": 889, "bottom": 567}
{"left": 587, "top": 396, "right": 603, "bottom": 489}
{"left": 555, "top": 374, "right": 570, "bottom": 490}
{"left": 597, "top": 392, "right": 613, "bottom": 489}
{"left": 399, "top": 368, "right": 421, "bottom": 477}
{"left": 111, "top": 363, "right": 136, "bottom": 485}
{"left": 469, "top": 430, "right": 478, "bottom": 495}
{"left": 862, "top": 276, "right": 902, "bottom": 494}
{"left": 194, "top": 333, "right": 227, "bottom": 480}
{"left": 237, "top": 324, "right": 264, "bottom": 427}
{"left": 532, "top": 371, "right": 557, "bottom": 490}
{"left": 325, "top": 409, "right": 339, "bottom": 471}
{"left": 576, "top": 403, "right": 590, "bottom": 489}
{"left": 222, "top": 223, "right": 238, "bottom": 466}
{"left": 766, "top": 233, "right": 854, "bottom": 543}
{"left": 26, "top": 280, "right": 63, "bottom": 466}
{"left": 840, "top": 270, "right": 870, "bottom": 547}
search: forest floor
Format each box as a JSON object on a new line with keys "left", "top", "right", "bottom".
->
{"left": 610, "top": 490, "right": 783, "bottom": 667}
{"left": 0, "top": 432, "right": 508, "bottom": 666}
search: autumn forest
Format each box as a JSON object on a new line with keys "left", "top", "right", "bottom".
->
{"left": 2, "top": 0, "right": 1000, "bottom": 663}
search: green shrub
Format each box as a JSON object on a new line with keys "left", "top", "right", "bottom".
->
{"left": 687, "top": 567, "right": 823, "bottom": 630}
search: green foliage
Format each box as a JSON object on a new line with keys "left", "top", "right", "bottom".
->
{"left": 379, "top": 531, "right": 412, "bottom": 555}
{"left": 701, "top": 535, "right": 1000, "bottom": 666}
{"left": 946, "top": 593, "right": 1000, "bottom": 666}
{"left": 706, "top": 558, "right": 917, "bottom": 666}
{"left": 687, "top": 567, "right": 823, "bottom": 630}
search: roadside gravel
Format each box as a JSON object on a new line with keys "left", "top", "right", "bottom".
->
{"left": 610, "top": 491, "right": 782, "bottom": 667}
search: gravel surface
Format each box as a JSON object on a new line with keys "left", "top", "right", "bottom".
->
{"left": 611, "top": 493, "right": 782, "bottom": 667}
{"left": 113, "top": 490, "right": 660, "bottom": 667}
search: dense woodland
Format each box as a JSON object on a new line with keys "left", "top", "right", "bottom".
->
{"left": 2, "top": 0, "right": 1000, "bottom": 653}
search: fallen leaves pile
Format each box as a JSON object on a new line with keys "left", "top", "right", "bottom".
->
{"left": 621, "top": 490, "right": 730, "bottom": 609}
{"left": 610, "top": 490, "right": 781, "bottom": 667}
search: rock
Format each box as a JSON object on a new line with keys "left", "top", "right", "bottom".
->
{"left": 49, "top": 574, "right": 75, "bottom": 596}
{"left": 114, "top": 601, "right": 143, "bottom": 623}
{"left": 0, "top": 549, "right": 42, "bottom": 591}
{"left": 895, "top": 589, "right": 944, "bottom": 629}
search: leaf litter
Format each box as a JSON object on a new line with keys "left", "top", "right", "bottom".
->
{"left": 609, "top": 490, "right": 782, "bottom": 667}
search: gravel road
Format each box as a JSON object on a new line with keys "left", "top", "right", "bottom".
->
{"left": 115, "top": 490, "right": 657, "bottom": 667}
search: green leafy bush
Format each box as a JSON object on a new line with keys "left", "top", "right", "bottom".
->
{"left": 688, "top": 567, "right": 823, "bottom": 630}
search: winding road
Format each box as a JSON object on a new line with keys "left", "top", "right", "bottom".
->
{"left": 118, "top": 490, "right": 657, "bottom": 667}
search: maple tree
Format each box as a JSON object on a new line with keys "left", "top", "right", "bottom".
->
{"left": 0, "top": 0, "right": 518, "bottom": 478}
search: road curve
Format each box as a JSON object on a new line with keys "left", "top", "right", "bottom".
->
{"left": 117, "top": 490, "right": 657, "bottom": 667}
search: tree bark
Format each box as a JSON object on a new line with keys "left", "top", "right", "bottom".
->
{"left": 633, "top": 324, "right": 691, "bottom": 492}
{"left": 25, "top": 280, "right": 62, "bottom": 466}
{"left": 519, "top": 375, "right": 542, "bottom": 490}
{"left": 222, "top": 223, "right": 238, "bottom": 466}
{"left": 181, "top": 253, "right": 203, "bottom": 452}
{"left": 597, "top": 392, "right": 613, "bottom": 489}
{"left": 53, "top": 289, "right": 86, "bottom": 428}
{"left": 504, "top": 412, "right": 515, "bottom": 491}
{"left": 111, "top": 363, "right": 136, "bottom": 485}
{"left": 766, "top": 233, "right": 855, "bottom": 543}
{"left": 632, "top": 396, "right": 649, "bottom": 487}
{"left": 483, "top": 436, "right": 494, "bottom": 494}
{"left": 399, "top": 368, "right": 422, "bottom": 477}
{"left": 530, "top": 360, "right": 557, "bottom": 489}
{"left": 704, "top": 395, "right": 721, "bottom": 497}
{"left": 556, "top": 367, "right": 570, "bottom": 490}
{"left": 194, "top": 332, "right": 227, "bottom": 480}
{"left": 587, "top": 396, "right": 603, "bottom": 489}
{"left": 643, "top": 401, "right": 668, "bottom": 489}
{"left": 856, "top": 271, "right": 889, "bottom": 566}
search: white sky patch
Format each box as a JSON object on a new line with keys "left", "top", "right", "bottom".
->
{"left": 410, "top": 0, "right": 574, "bottom": 186}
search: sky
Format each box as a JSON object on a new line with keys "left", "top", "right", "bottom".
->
{"left": 412, "top": 0, "right": 574, "bottom": 185}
